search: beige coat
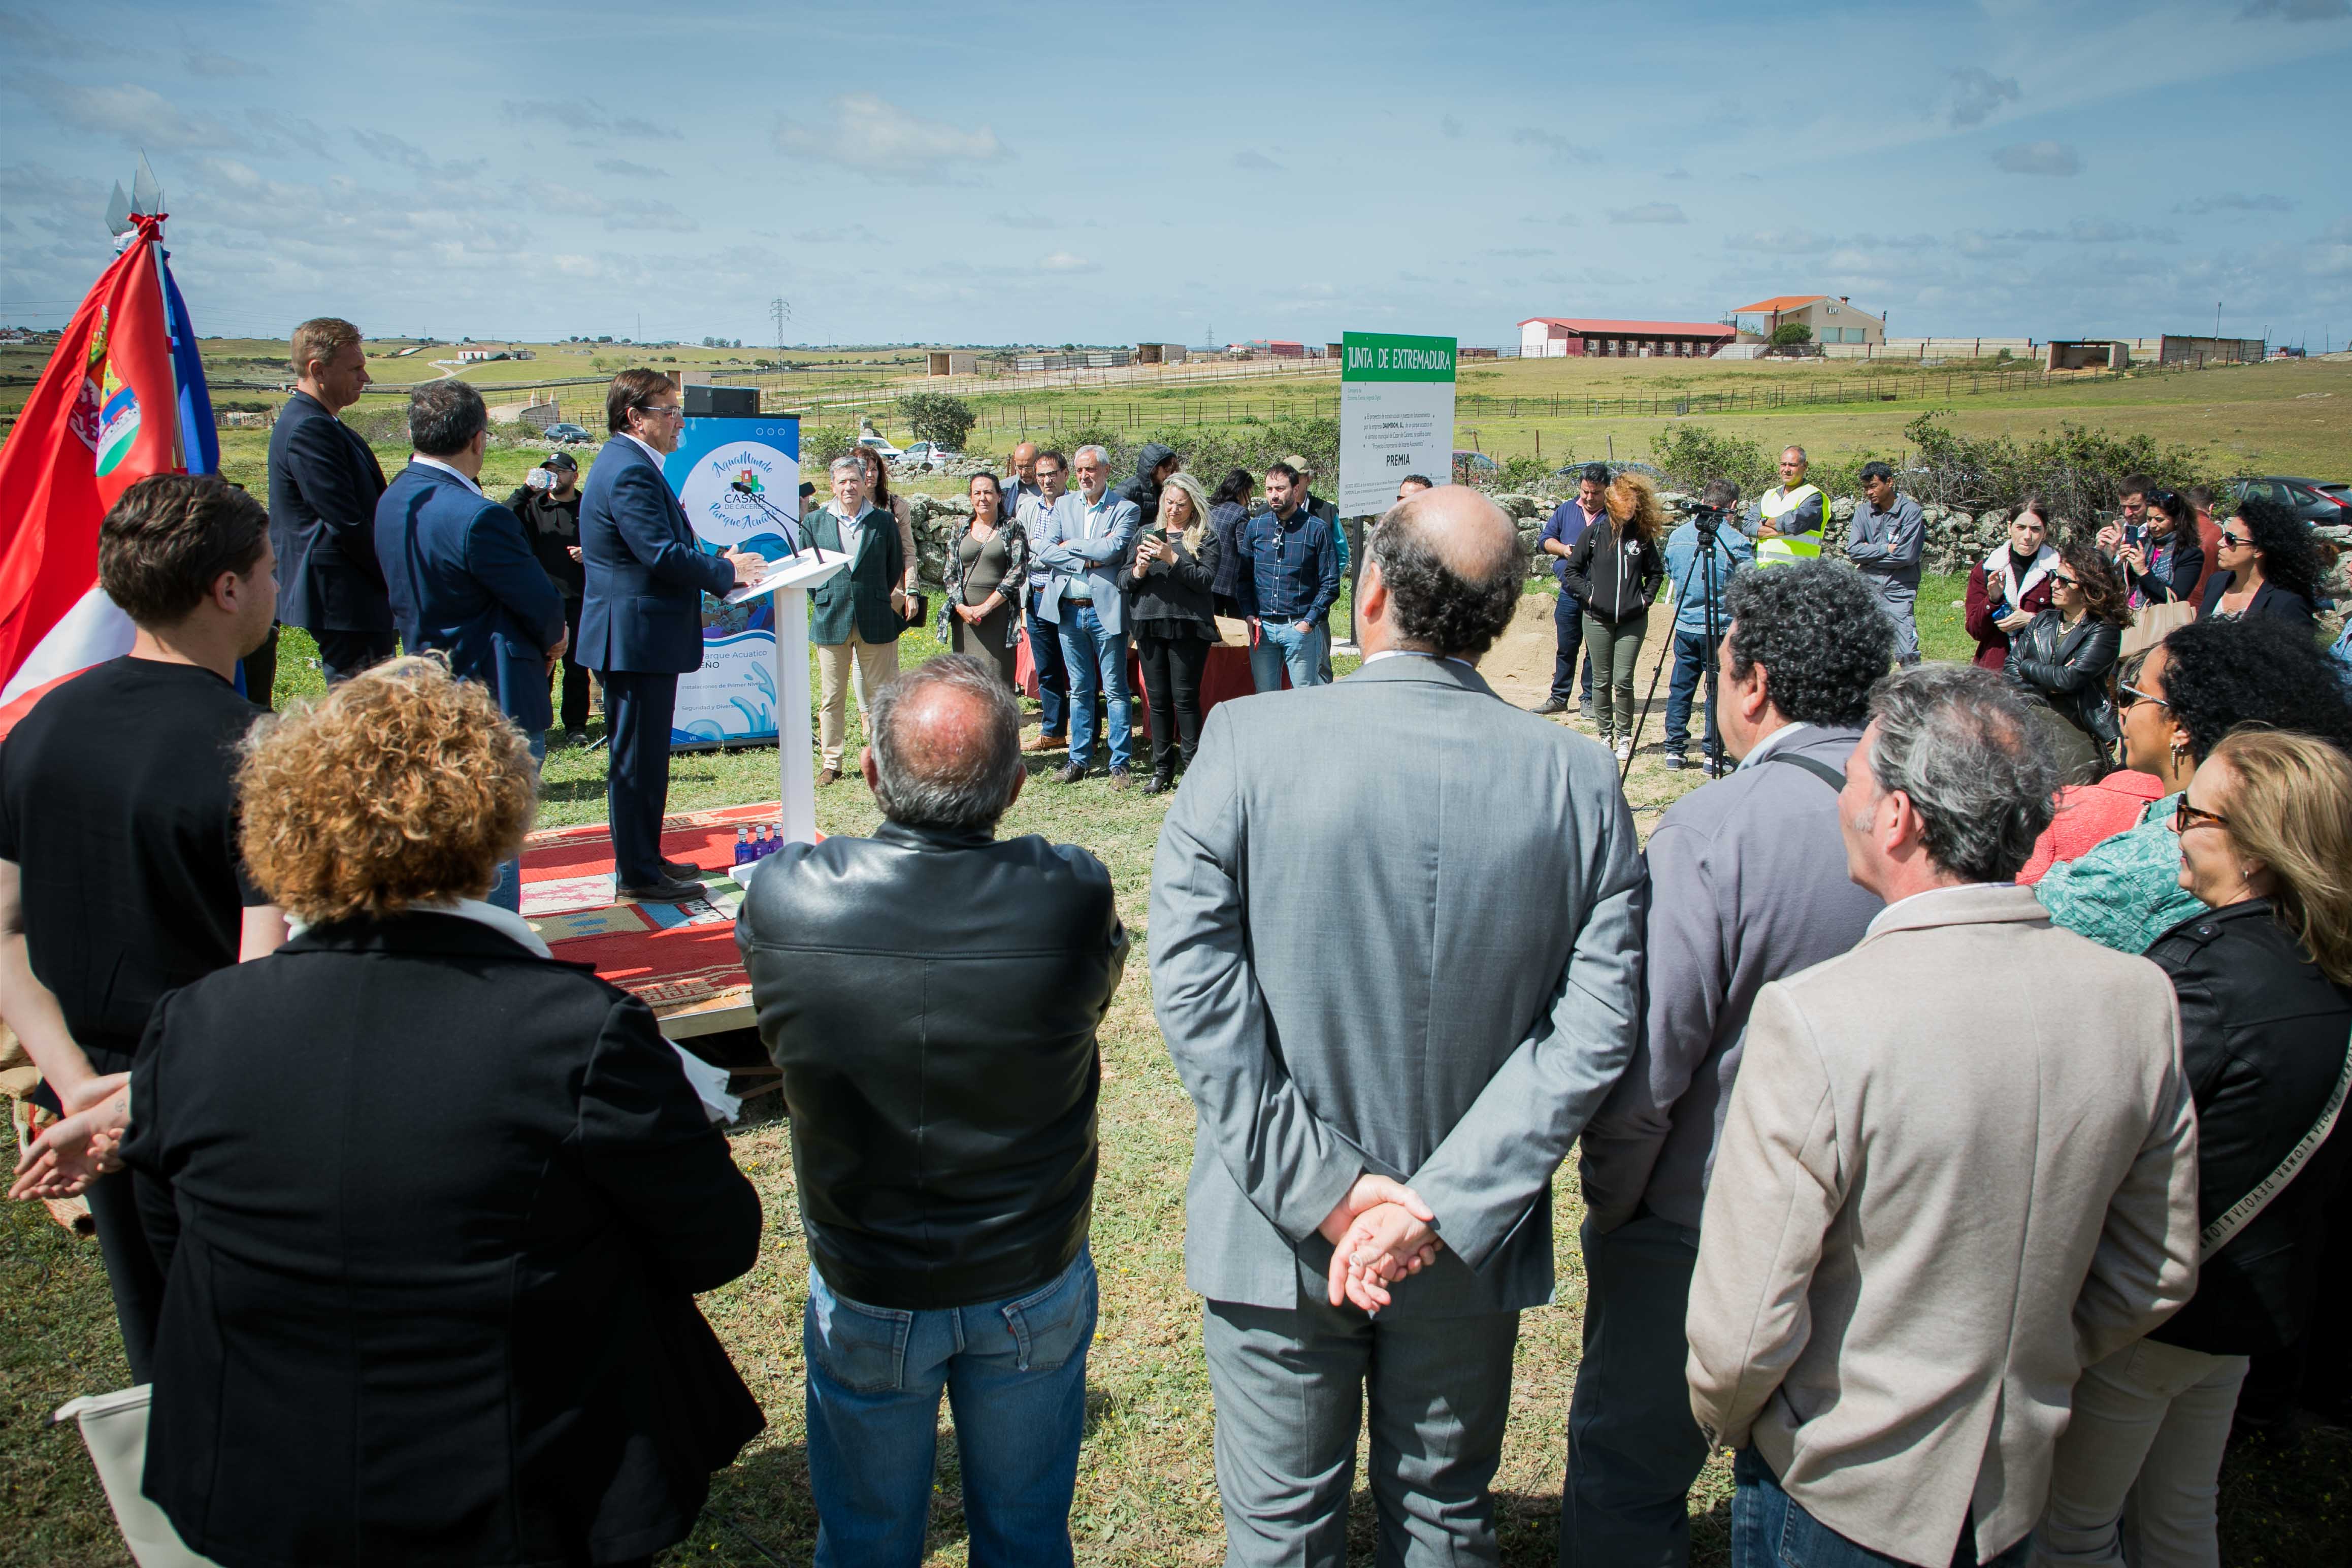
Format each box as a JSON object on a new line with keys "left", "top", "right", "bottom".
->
{"left": 1686, "top": 883, "right": 2199, "bottom": 1567}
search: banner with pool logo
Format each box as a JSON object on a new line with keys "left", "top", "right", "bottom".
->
{"left": 662, "top": 412, "right": 801, "bottom": 745}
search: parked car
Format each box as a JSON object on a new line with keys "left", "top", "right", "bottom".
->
{"left": 1551, "top": 460, "right": 1667, "bottom": 485}
{"left": 856, "top": 434, "right": 904, "bottom": 460}
{"left": 2230, "top": 476, "right": 2352, "bottom": 527}
{"left": 899, "top": 441, "right": 960, "bottom": 469}
{"left": 544, "top": 423, "right": 593, "bottom": 444}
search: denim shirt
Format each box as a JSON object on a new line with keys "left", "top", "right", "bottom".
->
{"left": 1236, "top": 507, "right": 1340, "bottom": 623}
{"left": 1661, "top": 518, "right": 1753, "bottom": 637}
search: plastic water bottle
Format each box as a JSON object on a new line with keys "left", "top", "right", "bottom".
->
{"left": 734, "top": 826, "right": 751, "bottom": 866}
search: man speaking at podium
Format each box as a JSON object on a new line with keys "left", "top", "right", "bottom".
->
{"left": 579, "top": 369, "right": 766, "bottom": 903}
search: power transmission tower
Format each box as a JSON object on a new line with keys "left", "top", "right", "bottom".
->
{"left": 770, "top": 297, "right": 792, "bottom": 352}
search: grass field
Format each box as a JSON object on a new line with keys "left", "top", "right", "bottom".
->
{"left": 9, "top": 574, "right": 2351, "bottom": 1566}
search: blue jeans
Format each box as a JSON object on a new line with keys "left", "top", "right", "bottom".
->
{"left": 1249, "top": 617, "right": 1329, "bottom": 693}
{"left": 1664, "top": 629, "right": 1722, "bottom": 760}
{"left": 1026, "top": 599, "right": 1069, "bottom": 737}
{"left": 804, "top": 1249, "right": 1098, "bottom": 1568}
{"left": 1732, "top": 1449, "right": 2029, "bottom": 1568}
{"left": 1057, "top": 604, "right": 1131, "bottom": 770}
{"left": 1553, "top": 590, "right": 1594, "bottom": 703}
{"left": 485, "top": 729, "right": 547, "bottom": 912}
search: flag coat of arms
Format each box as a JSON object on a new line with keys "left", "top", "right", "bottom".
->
{"left": 0, "top": 213, "right": 217, "bottom": 736}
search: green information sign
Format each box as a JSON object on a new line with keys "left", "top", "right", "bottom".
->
{"left": 1341, "top": 332, "right": 1458, "bottom": 382}
{"left": 1338, "top": 331, "right": 1457, "bottom": 513}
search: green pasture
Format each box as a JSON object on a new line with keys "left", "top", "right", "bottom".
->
{"left": 8, "top": 556, "right": 2350, "bottom": 1563}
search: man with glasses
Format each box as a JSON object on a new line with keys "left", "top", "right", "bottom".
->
{"left": 577, "top": 369, "right": 767, "bottom": 903}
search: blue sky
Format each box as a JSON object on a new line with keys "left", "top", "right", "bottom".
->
{"left": 4, "top": 0, "right": 2349, "bottom": 349}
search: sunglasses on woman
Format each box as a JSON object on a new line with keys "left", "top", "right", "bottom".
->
{"left": 2116, "top": 684, "right": 2169, "bottom": 711}
{"left": 2171, "top": 798, "right": 2229, "bottom": 834}
{"left": 2217, "top": 529, "right": 2251, "bottom": 549}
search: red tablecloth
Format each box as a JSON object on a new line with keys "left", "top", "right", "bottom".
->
{"left": 1014, "top": 629, "right": 1276, "bottom": 721}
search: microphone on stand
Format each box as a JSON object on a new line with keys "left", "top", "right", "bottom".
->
{"left": 728, "top": 479, "right": 819, "bottom": 560}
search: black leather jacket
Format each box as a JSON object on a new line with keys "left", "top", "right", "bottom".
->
{"left": 2006, "top": 610, "right": 2122, "bottom": 743}
{"left": 737, "top": 821, "right": 1127, "bottom": 1310}
{"left": 2147, "top": 899, "right": 2352, "bottom": 1357}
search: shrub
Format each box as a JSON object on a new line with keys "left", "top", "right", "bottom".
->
{"left": 1497, "top": 454, "right": 1553, "bottom": 492}
{"left": 1902, "top": 411, "right": 2218, "bottom": 527}
{"left": 896, "top": 392, "right": 977, "bottom": 451}
{"left": 803, "top": 424, "right": 857, "bottom": 468}
{"left": 1770, "top": 322, "right": 1813, "bottom": 346}
{"left": 1650, "top": 425, "right": 1775, "bottom": 495}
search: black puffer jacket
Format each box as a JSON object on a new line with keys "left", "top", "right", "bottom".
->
{"left": 1116, "top": 442, "right": 1179, "bottom": 526}
{"left": 1558, "top": 515, "right": 1663, "bottom": 623}
{"left": 2006, "top": 610, "right": 2122, "bottom": 743}
{"left": 2147, "top": 898, "right": 2352, "bottom": 1357}
{"left": 737, "top": 822, "right": 1127, "bottom": 1310}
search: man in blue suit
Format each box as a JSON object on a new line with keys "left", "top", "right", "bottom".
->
{"left": 577, "top": 370, "right": 765, "bottom": 903}
{"left": 268, "top": 317, "right": 395, "bottom": 688}
{"left": 375, "top": 379, "right": 568, "bottom": 911}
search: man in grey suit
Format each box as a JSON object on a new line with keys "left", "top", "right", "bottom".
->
{"left": 1151, "top": 486, "right": 1645, "bottom": 1567}
{"left": 1567, "top": 562, "right": 1893, "bottom": 1567}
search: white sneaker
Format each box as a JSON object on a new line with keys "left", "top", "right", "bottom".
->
{"left": 1614, "top": 736, "right": 1633, "bottom": 761}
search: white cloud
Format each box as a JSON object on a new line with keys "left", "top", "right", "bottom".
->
{"left": 1510, "top": 127, "right": 1595, "bottom": 166}
{"left": 3, "top": 73, "right": 248, "bottom": 149}
{"left": 2067, "top": 218, "right": 2180, "bottom": 244}
{"left": 2174, "top": 191, "right": 2296, "bottom": 214}
{"left": 0, "top": 13, "right": 118, "bottom": 61}
{"left": 774, "top": 94, "right": 1006, "bottom": 179}
{"left": 501, "top": 99, "right": 679, "bottom": 142}
{"left": 185, "top": 50, "right": 266, "bottom": 78}
{"left": 351, "top": 129, "right": 484, "bottom": 181}
{"left": 2240, "top": 0, "right": 2350, "bottom": 19}
{"left": 1726, "top": 228, "right": 1835, "bottom": 254}
{"left": 595, "top": 158, "right": 667, "bottom": 180}
{"left": 1609, "top": 203, "right": 1687, "bottom": 224}
{"left": 1992, "top": 141, "right": 2082, "bottom": 176}
{"left": 1039, "top": 252, "right": 1099, "bottom": 273}
{"left": 1948, "top": 68, "right": 2021, "bottom": 127}
{"left": 1232, "top": 149, "right": 1284, "bottom": 171}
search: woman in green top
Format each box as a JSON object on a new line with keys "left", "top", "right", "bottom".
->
{"left": 2037, "top": 616, "right": 2352, "bottom": 953}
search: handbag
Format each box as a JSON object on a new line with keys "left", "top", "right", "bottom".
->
{"left": 52, "top": 1386, "right": 223, "bottom": 1567}
{"left": 2199, "top": 1023, "right": 2352, "bottom": 1262}
{"left": 2120, "top": 599, "right": 2196, "bottom": 659}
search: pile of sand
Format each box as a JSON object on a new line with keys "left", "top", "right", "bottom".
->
{"left": 1483, "top": 593, "right": 1678, "bottom": 709}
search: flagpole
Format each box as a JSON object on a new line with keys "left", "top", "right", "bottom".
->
{"left": 147, "top": 221, "right": 185, "bottom": 472}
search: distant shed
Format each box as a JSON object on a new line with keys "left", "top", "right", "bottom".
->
{"left": 2045, "top": 340, "right": 2130, "bottom": 371}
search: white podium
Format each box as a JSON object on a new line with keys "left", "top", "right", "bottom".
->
{"left": 724, "top": 551, "right": 848, "bottom": 845}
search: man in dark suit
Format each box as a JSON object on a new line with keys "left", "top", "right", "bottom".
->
{"left": 268, "top": 317, "right": 395, "bottom": 684}
{"left": 375, "top": 379, "right": 568, "bottom": 911}
{"left": 577, "top": 369, "right": 765, "bottom": 903}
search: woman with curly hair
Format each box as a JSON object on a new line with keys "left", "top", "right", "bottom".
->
{"left": 2200, "top": 496, "right": 2325, "bottom": 628}
{"left": 118, "top": 659, "right": 764, "bottom": 1568}
{"left": 1559, "top": 470, "right": 1667, "bottom": 759}
{"left": 2007, "top": 542, "right": 2132, "bottom": 782}
{"left": 2035, "top": 616, "right": 2352, "bottom": 954}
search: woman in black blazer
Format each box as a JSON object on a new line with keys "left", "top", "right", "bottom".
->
{"left": 2199, "top": 496, "right": 2324, "bottom": 629}
{"left": 2037, "top": 728, "right": 2352, "bottom": 1564}
{"left": 2006, "top": 543, "right": 2128, "bottom": 782}
{"left": 121, "top": 658, "right": 763, "bottom": 1568}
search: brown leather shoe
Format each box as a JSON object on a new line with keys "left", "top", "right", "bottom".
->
{"left": 816, "top": 767, "right": 841, "bottom": 785}
{"left": 1022, "top": 732, "right": 1065, "bottom": 754}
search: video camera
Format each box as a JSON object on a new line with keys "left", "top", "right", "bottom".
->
{"left": 1690, "top": 503, "right": 1731, "bottom": 539}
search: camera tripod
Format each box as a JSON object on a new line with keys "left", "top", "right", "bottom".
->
{"left": 1618, "top": 508, "right": 1730, "bottom": 789}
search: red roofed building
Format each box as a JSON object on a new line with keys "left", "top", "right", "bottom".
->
{"left": 1730, "top": 295, "right": 1885, "bottom": 345}
{"left": 1518, "top": 317, "right": 1738, "bottom": 358}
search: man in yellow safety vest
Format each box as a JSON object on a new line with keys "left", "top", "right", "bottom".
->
{"left": 1742, "top": 446, "right": 1825, "bottom": 569}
